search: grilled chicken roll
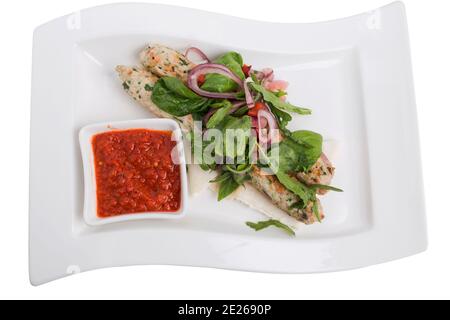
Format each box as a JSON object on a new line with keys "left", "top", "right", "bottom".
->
{"left": 297, "top": 153, "right": 335, "bottom": 195}
{"left": 139, "top": 44, "right": 195, "bottom": 82}
{"left": 116, "top": 65, "right": 193, "bottom": 132}
{"left": 116, "top": 45, "right": 333, "bottom": 224}
{"left": 250, "top": 167, "right": 323, "bottom": 224}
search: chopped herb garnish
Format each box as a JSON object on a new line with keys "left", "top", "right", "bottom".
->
{"left": 179, "top": 58, "right": 189, "bottom": 66}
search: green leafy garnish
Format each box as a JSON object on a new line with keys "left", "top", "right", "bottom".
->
{"left": 309, "top": 184, "right": 343, "bottom": 192}
{"left": 211, "top": 170, "right": 249, "bottom": 201}
{"left": 201, "top": 52, "right": 245, "bottom": 93}
{"left": 233, "top": 106, "right": 249, "bottom": 117}
{"left": 275, "top": 171, "right": 314, "bottom": 208}
{"left": 271, "top": 107, "right": 292, "bottom": 132}
{"left": 217, "top": 115, "right": 252, "bottom": 160}
{"left": 217, "top": 177, "right": 239, "bottom": 201}
{"left": 250, "top": 83, "right": 311, "bottom": 115}
{"left": 207, "top": 100, "right": 233, "bottom": 129}
{"left": 246, "top": 219, "right": 296, "bottom": 236}
{"left": 215, "top": 52, "right": 245, "bottom": 79}
{"left": 151, "top": 76, "right": 210, "bottom": 116}
{"left": 289, "top": 130, "right": 323, "bottom": 171}
{"left": 201, "top": 74, "right": 240, "bottom": 93}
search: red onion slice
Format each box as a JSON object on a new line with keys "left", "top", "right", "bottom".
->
{"left": 261, "top": 68, "right": 274, "bottom": 82}
{"left": 187, "top": 63, "right": 244, "bottom": 99}
{"left": 257, "top": 109, "right": 279, "bottom": 145}
{"left": 185, "top": 47, "right": 210, "bottom": 63}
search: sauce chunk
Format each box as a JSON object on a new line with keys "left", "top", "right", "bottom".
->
{"left": 92, "top": 129, "right": 180, "bottom": 217}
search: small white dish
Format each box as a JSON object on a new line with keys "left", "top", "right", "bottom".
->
{"left": 79, "top": 118, "right": 188, "bottom": 226}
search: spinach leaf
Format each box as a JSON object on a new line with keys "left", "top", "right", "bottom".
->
{"left": 201, "top": 74, "right": 240, "bottom": 93}
{"left": 200, "top": 51, "right": 245, "bottom": 93}
{"left": 260, "top": 142, "right": 315, "bottom": 206}
{"left": 218, "top": 115, "right": 252, "bottom": 159}
{"left": 271, "top": 130, "right": 323, "bottom": 173}
{"left": 250, "top": 83, "right": 311, "bottom": 115}
{"left": 215, "top": 52, "right": 245, "bottom": 79}
{"left": 206, "top": 100, "right": 233, "bottom": 129}
{"left": 290, "top": 130, "right": 323, "bottom": 171}
{"left": 219, "top": 115, "right": 252, "bottom": 131}
{"left": 246, "top": 219, "right": 295, "bottom": 236}
{"left": 151, "top": 76, "right": 210, "bottom": 116}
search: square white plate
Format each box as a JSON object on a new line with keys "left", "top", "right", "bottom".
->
{"left": 29, "top": 2, "right": 427, "bottom": 285}
{"left": 79, "top": 119, "right": 188, "bottom": 226}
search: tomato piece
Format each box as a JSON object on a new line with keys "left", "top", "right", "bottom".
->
{"left": 197, "top": 74, "right": 206, "bottom": 86}
{"left": 247, "top": 102, "right": 265, "bottom": 117}
{"left": 242, "top": 64, "right": 252, "bottom": 78}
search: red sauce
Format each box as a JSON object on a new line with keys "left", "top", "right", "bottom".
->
{"left": 92, "top": 129, "right": 181, "bottom": 217}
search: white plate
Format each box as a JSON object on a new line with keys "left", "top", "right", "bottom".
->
{"left": 79, "top": 119, "right": 188, "bottom": 226}
{"left": 29, "top": 2, "right": 427, "bottom": 285}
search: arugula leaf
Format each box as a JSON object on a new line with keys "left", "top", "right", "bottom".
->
{"left": 309, "top": 184, "right": 343, "bottom": 192}
{"left": 151, "top": 76, "right": 210, "bottom": 116}
{"left": 275, "top": 171, "right": 313, "bottom": 208}
{"left": 211, "top": 171, "right": 246, "bottom": 201}
{"left": 218, "top": 175, "right": 239, "bottom": 201}
{"left": 271, "top": 106, "right": 292, "bottom": 132}
{"left": 233, "top": 172, "right": 251, "bottom": 185}
{"left": 246, "top": 219, "right": 295, "bottom": 236}
{"left": 250, "top": 83, "right": 311, "bottom": 115}
{"left": 207, "top": 100, "right": 233, "bottom": 129}
{"left": 210, "top": 171, "right": 233, "bottom": 184}
{"left": 289, "top": 201, "right": 305, "bottom": 210}
{"left": 233, "top": 106, "right": 249, "bottom": 117}
{"left": 201, "top": 52, "right": 245, "bottom": 93}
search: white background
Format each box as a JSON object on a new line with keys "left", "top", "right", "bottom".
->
{"left": 0, "top": 0, "right": 448, "bottom": 300}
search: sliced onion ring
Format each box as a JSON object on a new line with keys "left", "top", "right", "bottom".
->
{"left": 257, "top": 109, "right": 279, "bottom": 145}
{"left": 187, "top": 63, "right": 243, "bottom": 99}
{"left": 185, "top": 47, "right": 210, "bottom": 63}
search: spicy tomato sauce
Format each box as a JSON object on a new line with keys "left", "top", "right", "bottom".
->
{"left": 92, "top": 129, "right": 180, "bottom": 217}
